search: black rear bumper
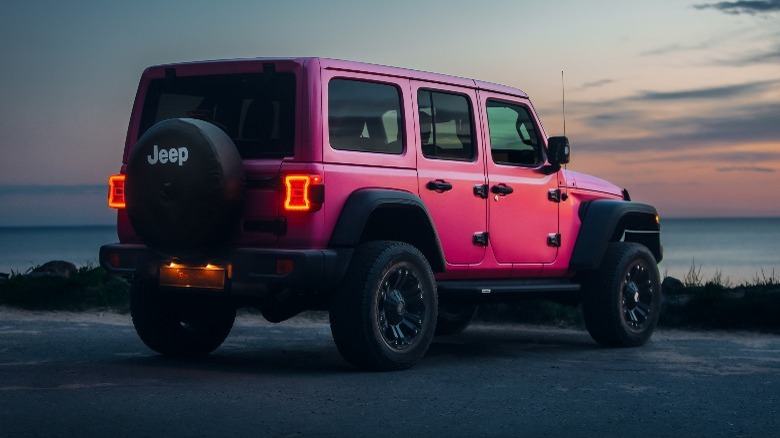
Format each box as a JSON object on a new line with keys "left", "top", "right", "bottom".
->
{"left": 99, "top": 244, "right": 352, "bottom": 297}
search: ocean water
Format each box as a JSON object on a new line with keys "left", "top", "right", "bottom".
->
{"left": 0, "top": 226, "right": 117, "bottom": 274}
{"left": 659, "top": 217, "right": 780, "bottom": 284}
{"left": 1, "top": 219, "right": 778, "bottom": 284}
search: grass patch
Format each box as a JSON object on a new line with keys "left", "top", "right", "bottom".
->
{"left": 1, "top": 262, "right": 779, "bottom": 333}
{"left": 0, "top": 265, "right": 130, "bottom": 312}
{"left": 476, "top": 265, "right": 780, "bottom": 333}
{"left": 477, "top": 300, "right": 584, "bottom": 329}
{"left": 661, "top": 264, "right": 780, "bottom": 332}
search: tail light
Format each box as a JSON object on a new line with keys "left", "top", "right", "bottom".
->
{"left": 108, "top": 174, "right": 126, "bottom": 209}
{"left": 283, "top": 174, "right": 324, "bottom": 212}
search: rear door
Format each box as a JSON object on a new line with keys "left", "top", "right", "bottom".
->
{"left": 134, "top": 64, "right": 299, "bottom": 246}
{"left": 413, "top": 81, "right": 487, "bottom": 265}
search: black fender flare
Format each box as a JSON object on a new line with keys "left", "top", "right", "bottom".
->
{"left": 329, "top": 189, "right": 446, "bottom": 272}
{"left": 570, "top": 200, "right": 662, "bottom": 271}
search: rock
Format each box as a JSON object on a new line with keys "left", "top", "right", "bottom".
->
{"left": 29, "top": 261, "right": 78, "bottom": 279}
{"left": 662, "top": 276, "right": 685, "bottom": 295}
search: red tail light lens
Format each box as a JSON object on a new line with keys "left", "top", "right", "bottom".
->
{"left": 108, "top": 174, "right": 126, "bottom": 209}
{"left": 283, "top": 174, "right": 324, "bottom": 212}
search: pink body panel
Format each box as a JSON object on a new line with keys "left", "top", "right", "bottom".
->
{"left": 115, "top": 57, "right": 623, "bottom": 279}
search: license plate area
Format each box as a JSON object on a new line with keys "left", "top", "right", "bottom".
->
{"left": 159, "top": 263, "right": 226, "bottom": 290}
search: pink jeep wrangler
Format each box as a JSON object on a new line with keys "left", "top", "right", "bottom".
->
{"left": 100, "top": 58, "right": 662, "bottom": 370}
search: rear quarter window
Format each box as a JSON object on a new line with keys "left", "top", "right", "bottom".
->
{"left": 328, "top": 79, "right": 404, "bottom": 154}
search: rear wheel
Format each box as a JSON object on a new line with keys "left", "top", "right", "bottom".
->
{"left": 435, "top": 300, "right": 477, "bottom": 335}
{"left": 330, "top": 241, "right": 437, "bottom": 371}
{"left": 130, "top": 280, "right": 236, "bottom": 358}
{"left": 582, "top": 242, "right": 661, "bottom": 347}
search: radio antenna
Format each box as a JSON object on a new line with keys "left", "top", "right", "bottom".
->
{"left": 561, "top": 70, "right": 566, "bottom": 136}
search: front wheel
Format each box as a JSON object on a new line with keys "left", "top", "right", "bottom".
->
{"left": 582, "top": 242, "right": 661, "bottom": 347}
{"left": 130, "top": 280, "right": 236, "bottom": 358}
{"left": 329, "top": 241, "right": 437, "bottom": 371}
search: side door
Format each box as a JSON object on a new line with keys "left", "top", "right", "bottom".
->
{"left": 479, "top": 93, "right": 559, "bottom": 264}
{"left": 414, "top": 82, "right": 487, "bottom": 265}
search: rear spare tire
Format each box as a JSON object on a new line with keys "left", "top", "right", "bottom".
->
{"left": 125, "top": 118, "right": 244, "bottom": 258}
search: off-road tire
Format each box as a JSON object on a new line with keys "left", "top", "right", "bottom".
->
{"left": 130, "top": 280, "right": 236, "bottom": 358}
{"left": 435, "top": 300, "right": 477, "bottom": 335}
{"left": 125, "top": 118, "right": 244, "bottom": 258}
{"left": 329, "top": 241, "right": 437, "bottom": 371}
{"left": 582, "top": 242, "right": 661, "bottom": 347}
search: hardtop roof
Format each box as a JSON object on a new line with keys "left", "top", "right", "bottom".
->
{"left": 145, "top": 57, "right": 529, "bottom": 99}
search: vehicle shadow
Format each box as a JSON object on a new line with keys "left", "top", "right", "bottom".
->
{"left": 114, "top": 323, "right": 600, "bottom": 376}
{"left": 426, "top": 324, "right": 598, "bottom": 361}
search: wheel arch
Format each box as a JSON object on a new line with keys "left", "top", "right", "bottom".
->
{"left": 328, "top": 189, "right": 446, "bottom": 273}
{"left": 570, "top": 200, "right": 662, "bottom": 271}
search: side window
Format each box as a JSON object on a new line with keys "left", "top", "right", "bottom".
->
{"left": 417, "top": 90, "right": 474, "bottom": 161}
{"left": 486, "top": 99, "right": 542, "bottom": 166}
{"left": 328, "top": 79, "right": 403, "bottom": 154}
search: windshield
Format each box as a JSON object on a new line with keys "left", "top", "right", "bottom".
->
{"left": 139, "top": 72, "right": 296, "bottom": 159}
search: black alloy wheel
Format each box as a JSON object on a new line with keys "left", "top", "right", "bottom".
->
{"left": 582, "top": 242, "right": 661, "bottom": 347}
{"left": 330, "top": 241, "right": 437, "bottom": 371}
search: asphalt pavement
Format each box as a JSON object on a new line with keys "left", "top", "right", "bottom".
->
{"left": 1, "top": 307, "right": 778, "bottom": 437}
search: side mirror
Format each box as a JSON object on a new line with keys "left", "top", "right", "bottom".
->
{"left": 547, "top": 136, "right": 571, "bottom": 166}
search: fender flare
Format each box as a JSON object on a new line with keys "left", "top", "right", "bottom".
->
{"left": 570, "top": 200, "right": 662, "bottom": 271}
{"left": 329, "top": 188, "right": 446, "bottom": 272}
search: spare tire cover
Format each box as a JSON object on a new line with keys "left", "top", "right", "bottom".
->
{"left": 125, "top": 118, "right": 244, "bottom": 258}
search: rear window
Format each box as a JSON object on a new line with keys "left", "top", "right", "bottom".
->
{"left": 139, "top": 72, "right": 296, "bottom": 159}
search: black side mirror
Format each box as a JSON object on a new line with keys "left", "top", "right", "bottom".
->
{"left": 547, "top": 136, "right": 571, "bottom": 166}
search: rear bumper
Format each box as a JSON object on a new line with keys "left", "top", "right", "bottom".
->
{"left": 99, "top": 244, "right": 352, "bottom": 296}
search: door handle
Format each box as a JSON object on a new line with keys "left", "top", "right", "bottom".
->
{"left": 426, "top": 179, "right": 453, "bottom": 192}
{"left": 491, "top": 183, "right": 514, "bottom": 195}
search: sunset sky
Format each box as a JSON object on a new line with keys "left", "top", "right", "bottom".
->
{"left": 0, "top": 0, "right": 778, "bottom": 226}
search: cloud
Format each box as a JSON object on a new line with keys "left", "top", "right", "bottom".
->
{"left": 708, "top": 151, "right": 780, "bottom": 162}
{"left": 577, "top": 102, "right": 780, "bottom": 153}
{"left": 0, "top": 185, "right": 105, "bottom": 196}
{"left": 640, "top": 42, "right": 716, "bottom": 56}
{"left": 583, "top": 111, "right": 642, "bottom": 127}
{"left": 578, "top": 79, "right": 616, "bottom": 90}
{"left": 634, "top": 80, "right": 778, "bottom": 101}
{"left": 619, "top": 151, "right": 780, "bottom": 165}
{"left": 694, "top": 0, "right": 780, "bottom": 15}
{"left": 717, "top": 44, "right": 780, "bottom": 65}
{"left": 717, "top": 166, "right": 776, "bottom": 172}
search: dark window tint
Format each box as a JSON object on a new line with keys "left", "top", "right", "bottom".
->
{"left": 417, "top": 90, "right": 474, "bottom": 161}
{"left": 328, "top": 79, "right": 403, "bottom": 154}
{"left": 139, "top": 72, "right": 296, "bottom": 159}
{"left": 486, "top": 99, "right": 541, "bottom": 166}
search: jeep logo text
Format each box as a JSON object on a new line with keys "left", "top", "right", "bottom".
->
{"left": 147, "top": 145, "right": 189, "bottom": 166}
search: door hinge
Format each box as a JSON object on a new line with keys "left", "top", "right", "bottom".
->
{"left": 548, "top": 188, "right": 568, "bottom": 202}
{"left": 473, "top": 232, "right": 489, "bottom": 246}
{"left": 473, "top": 184, "right": 489, "bottom": 199}
{"left": 547, "top": 233, "right": 561, "bottom": 247}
